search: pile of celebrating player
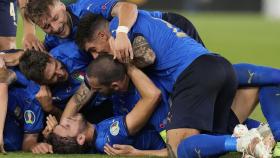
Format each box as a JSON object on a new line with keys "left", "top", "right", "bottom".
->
{"left": 1, "top": 0, "right": 280, "bottom": 157}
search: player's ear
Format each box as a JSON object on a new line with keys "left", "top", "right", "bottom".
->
{"left": 111, "top": 82, "right": 120, "bottom": 91}
{"left": 76, "top": 134, "right": 86, "bottom": 145}
{"left": 97, "top": 31, "right": 106, "bottom": 40}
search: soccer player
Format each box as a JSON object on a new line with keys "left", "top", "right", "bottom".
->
{"left": 74, "top": 12, "right": 280, "bottom": 157}
{"left": 0, "top": 57, "right": 46, "bottom": 153}
{"left": 46, "top": 60, "right": 165, "bottom": 154}
{"left": 0, "top": 0, "right": 45, "bottom": 51}
{"left": 24, "top": 0, "right": 138, "bottom": 62}
{"left": 0, "top": 0, "right": 18, "bottom": 50}
{"left": 24, "top": 0, "right": 207, "bottom": 62}
{"left": 47, "top": 55, "right": 275, "bottom": 157}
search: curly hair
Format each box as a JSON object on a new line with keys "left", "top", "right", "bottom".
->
{"left": 47, "top": 132, "right": 91, "bottom": 154}
{"left": 19, "top": 50, "right": 50, "bottom": 84}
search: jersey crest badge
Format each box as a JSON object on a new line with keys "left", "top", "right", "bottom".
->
{"left": 24, "top": 110, "right": 35, "bottom": 124}
{"left": 110, "top": 121, "right": 120, "bottom": 136}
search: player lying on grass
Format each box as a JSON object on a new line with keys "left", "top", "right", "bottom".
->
{"left": 0, "top": 56, "right": 46, "bottom": 153}
{"left": 46, "top": 55, "right": 278, "bottom": 158}
{"left": 46, "top": 61, "right": 164, "bottom": 154}
{"left": 75, "top": 11, "right": 280, "bottom": 157}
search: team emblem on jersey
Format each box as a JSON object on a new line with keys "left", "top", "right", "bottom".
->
{"left": 110, "top": 121, "right": 120, "bottom": 136}
{"left": 24, "top": 110, "right": 35, "bottom": 124}
{"left": 72, "top": 71, "right": 85, "bottom": 82}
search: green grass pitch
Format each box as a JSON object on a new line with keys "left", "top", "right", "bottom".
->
{"left": 6, "top": 11, "right": 280, "bottom": 158}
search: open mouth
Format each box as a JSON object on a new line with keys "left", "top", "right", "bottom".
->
{"left": 57, "top": 25, "right": 65, "bottom": 36}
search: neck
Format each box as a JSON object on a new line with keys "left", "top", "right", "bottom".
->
{"left": 84, "top": 122, "right": 95, "bottom": 143}
{"left": 119, "top": 75, "right": 130, "bottom": 92}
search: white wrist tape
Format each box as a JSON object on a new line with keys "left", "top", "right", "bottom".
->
{"left": 116, "top": 26, "right": 129, "bottom": 34}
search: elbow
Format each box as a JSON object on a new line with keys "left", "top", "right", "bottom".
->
{"left": 149, "top": 88, "right": 161, "bottom": 105}
{"left": 120, "top": 2, "right": 138, "bottom": 14}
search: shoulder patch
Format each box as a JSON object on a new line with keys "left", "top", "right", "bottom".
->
{"left": 24, "top": 110, "right": 36, "bottom": 125}
{"left": 110, "top": 121, "right": 120, "bottom": 136}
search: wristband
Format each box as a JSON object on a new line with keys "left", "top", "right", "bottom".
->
{"left": 116, "top": 26, "right": 129, "bottom": 34}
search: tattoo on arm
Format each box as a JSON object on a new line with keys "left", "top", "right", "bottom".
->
{"left": 132, "top": 36, "right": 155, "bottom": 68}
{"left": 73, "top": 83, "right": 91, "bottom": 110}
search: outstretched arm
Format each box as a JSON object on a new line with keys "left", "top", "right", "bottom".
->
{"left": 61, "top": 82, "right": 94, "bottom": 119}
{"left": 0, "top": 58, "right": 16, "bottom": 153}
{"left": 125, "top": 65, "right": 161, "bottom": 135}
{"left": 104, "top": 144, "right": 167, "bottom": 157}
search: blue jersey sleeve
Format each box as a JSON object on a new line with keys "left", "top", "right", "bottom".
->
{"left": 82, "top": 0, "right": 118, "bottom": 20}
{"left": 10, "top": 67, "right": 29, "bottom": 87}
{"left": 95, "top": 116, "right": 132, "bottom": 152}
{"left": 23, "top": 99, "right": 45, "bottom": 134}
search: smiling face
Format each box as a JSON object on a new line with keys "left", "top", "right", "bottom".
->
{"left": 43, "top": 58, "right": 69, "bottom": 84}
{"left": 36, "top": 1, "right": 71, "bottom": 38}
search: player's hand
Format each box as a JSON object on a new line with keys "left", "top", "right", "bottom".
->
{"left": 23, "top": 33, "right": 46, "bottom": 52}
{"left": 35, "top": 86, "right": 53, "bottom": 113}
{"left": 104, "top": 144, "right": 138, "bottom": 156}
{"left": 0, "top": 57, "right": 16, "bottom": 85}
{"left": 0, "top": 135, "right": 6, "bottom": 154}
{"left": 42, "top": 115, "right": 58, "bottom": 138}
{"left": 111, "top": 32, "right": 133, "bottom": 63}
{"left": 31, "top": 143, "right": 53, "bottom": 154}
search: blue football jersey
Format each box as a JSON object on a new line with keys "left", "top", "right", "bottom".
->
{"left": 112, "top": 75, "right": 170, "bottom": 133}
{"left": 94, "top": 116, "right": 165, "bottom": 153}
{"left": 109, "top": 11, "right": 210, "bottom": 93}
{"left": 4, "top": 85, "right": 45, "bottom": 151}
{"left": 44, "top": 0, "right": 118, "bottom": 50}
{"left": 48, "top": 42, "right": 92, "bottom": 109}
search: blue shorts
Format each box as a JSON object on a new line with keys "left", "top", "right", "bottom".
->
{"left": 0, "top": 0, "right": 17, "bottom": 37}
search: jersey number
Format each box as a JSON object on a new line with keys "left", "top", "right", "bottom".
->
{"left": 10, "top": 2, "right": 16, "bottom": 21}
{"left": 161, "top": 19, "right": 187, "bottom": 38}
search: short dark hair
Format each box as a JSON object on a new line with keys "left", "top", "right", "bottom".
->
{"left": 24, "top": 0, "right": 57, "bottom": 24}
{"left": 75, "top": 13, "right": 107, "bottom": 51}
{"left": 47, "top": 133, "right": 90, "bottom": 154}
{"left": 19, "top": 50, "right": 50, "bottom": 84}
{"left": 86, "top": 54, "right": 126, "bottom": 86}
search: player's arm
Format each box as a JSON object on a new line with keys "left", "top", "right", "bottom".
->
{"left": 105, "top": 144, "right": 167, "bottom": 157}
{"left": 22, "top": 133, "right": 39, "bottom": 151}
{"left": 22, "top": 133, "right": 53, "bottom": 154}
{"left": 0, "top": 58, "right": 16, "bottom": 153}
{"left": 61, "top": 82, "right": 94, "bottom": 119}
{"left": 35, "top": 86, "right": 62, "bottom": 119}
{"left": 110, "top": 2, "right": 138, "bottom": 63}
{"left": 0, "top": 62, "right": 9, "bottom": 153}
{"left": 125, "top": 65, "right": 161, "bottom": 135}
{"left": 132, "top": 35, "right": 156, "bottom": 68}
{"left": 18, "top": 0, "right": 45, "bottom": 51}
{"left": 0, "top": 50, "right": 24, "bottom": 66}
